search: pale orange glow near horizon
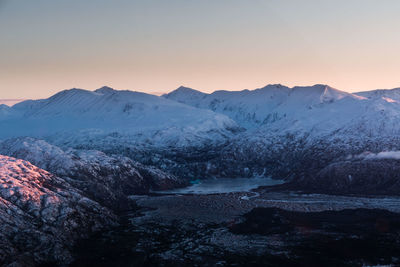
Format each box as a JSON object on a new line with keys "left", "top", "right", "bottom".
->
{"left": 1, "top": 0, "right": 400, "bottom": 99}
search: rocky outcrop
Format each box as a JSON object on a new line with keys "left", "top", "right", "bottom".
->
{"left": 0, "top": 138, "right": 189, "bottom": 266}
{"left": 0, "top": 137, "right": 186, "bottom": 210}
{"left": 0, "top": 155, "right": 117, "bottom": 266}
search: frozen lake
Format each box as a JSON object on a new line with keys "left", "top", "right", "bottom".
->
{"left": 154, "top": 177, "right": 285, "bottom": 195}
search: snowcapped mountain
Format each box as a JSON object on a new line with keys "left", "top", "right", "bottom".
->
{"left": 164, "top": 84, "right": 366, "bottom": 130}
{"left": 164, "top": 84, "right": 400, "bottom": 138}
{"left": 163, "top": 86, "right": 208, "bottom": 106}
{"left": 0, "top": 154, "right": 116, "bottom": 265}
{"left": 162, "top": 84, "right": 400, "bottom": 190}
{"left": 4, "top": 83, "right": 400, "bottom": 194}
{"left": 356, "top": 87, "right": 400, "bottom": 103}
{"left": 0, "top": 86, "right": 239, "bottom": 147}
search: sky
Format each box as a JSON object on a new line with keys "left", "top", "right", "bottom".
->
{"left": 1, "top": 0, "right": 400, "bottom": 99}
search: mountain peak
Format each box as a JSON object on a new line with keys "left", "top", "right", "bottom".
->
{"left": 262, "top": 83, "right": 287, "bottom": 89}
{"left": 256, "top": 84, "right": 291, "bottom": 92}
{"left": 164, "top": 86, "right": 205, "bottom": 98}
{"left": 175, "top": 86, "right": 200, "bottom": 92}
{"left": 314, "top": 83, "right": 330, "bottom": 88}
{"left": 163, "top": 86, "right": 207, "bottom": 105}
{"left": 95, "top": 86, "right": 116, "bottom": 94}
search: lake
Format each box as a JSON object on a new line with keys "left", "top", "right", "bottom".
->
{"left": 153, "top": 177, "right": 285, "bottom": 195}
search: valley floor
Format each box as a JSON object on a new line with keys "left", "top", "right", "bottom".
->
{"left": 70, "top": 188, "right": 400, "bottom": 267}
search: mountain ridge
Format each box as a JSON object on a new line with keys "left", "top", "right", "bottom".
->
{"left": 0, "top": 86, "right": 239, "bottom": 147}
{"left": 164, "top": 83, "right": 369, "bottom": 129}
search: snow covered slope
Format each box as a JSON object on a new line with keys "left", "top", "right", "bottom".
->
{"left": 164, "top": 84, "right": 366, "bottom": 130}
{"left": 165, "top": 86, "right": 208, "bottom": 106}
{"left": 164, "top": 83, "right": 400, "bottom": 138}
{"left": 0, "top": 86, "right": 239, "bottom": 147}
{"left": 356, "top": 87, "right": 400, "bottom": 102}
{"left": 162, "top": 84, "right": 400, "bottom": 184}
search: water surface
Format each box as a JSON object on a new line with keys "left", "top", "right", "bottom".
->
{"left": 155, "top": 177, "right": 284, "bottom": 195}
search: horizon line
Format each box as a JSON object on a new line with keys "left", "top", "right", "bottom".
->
{"left": 2, "top": 82, "right": 400, "bottom": 103}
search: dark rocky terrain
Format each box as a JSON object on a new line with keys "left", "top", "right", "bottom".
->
{"left": 311, "top": 156, "right": 400, "bottom": 195}
{"left": 70, "top": 190, "right": 400, "bottom": 267}
{"left": 230, "top": 207, "right": 400, "bottom": 266}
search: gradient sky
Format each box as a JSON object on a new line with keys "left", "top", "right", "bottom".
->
{"left": 1, "top": 0, "right": 400, "bottom": 99}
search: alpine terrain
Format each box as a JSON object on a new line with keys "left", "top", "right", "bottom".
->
{"left": 2, "top": 84, "right": 400, "bottom": 266}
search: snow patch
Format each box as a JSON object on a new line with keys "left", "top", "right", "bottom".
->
{"left": 351, "top": 151, "right": 400, "bottom": 160}
{"left": 365, "top": 151, "right": 400, "bottom": 160}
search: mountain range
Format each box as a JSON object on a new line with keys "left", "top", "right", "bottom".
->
{"left": 2, "top": 84, "right": 400, "bottom": 193}
{"left": 164, "top": 84, "right": 400, "bottom": 137}
{"left": 0, "top": 86, "right": 239, "bottom": 147}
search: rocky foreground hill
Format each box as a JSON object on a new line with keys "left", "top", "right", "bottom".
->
{"left": 0, "top": 137, "right": 185, "bottom": 210}
{"left": 0, "top": 138, "right": 187, "bottom": 266}
{"left": 0, "top": 155, "right": 116, "bottom": 266}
